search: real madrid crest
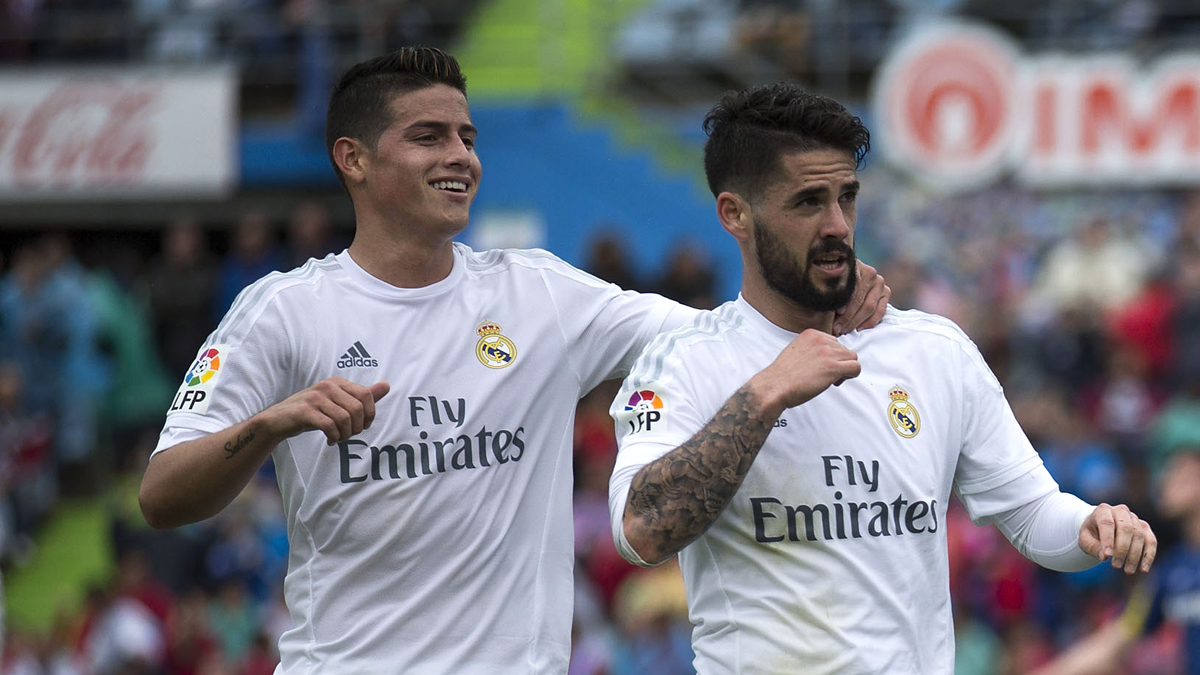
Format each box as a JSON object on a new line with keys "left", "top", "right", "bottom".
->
{"left": 887, "top": 385, "right": 921, "bottom": 438}
{"left": 476, "top": 321, "right": 517, "bottom": 369}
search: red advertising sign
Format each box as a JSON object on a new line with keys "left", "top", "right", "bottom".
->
{"left": 873, "top": 21, "right": 1200, "bottom": 190}
{"left": 0, "top": 67, "right": 236, "bottom": 200}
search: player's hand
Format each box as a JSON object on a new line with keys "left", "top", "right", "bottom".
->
{"left": 833, "top": 260, "right": 890, "bottom": 336}
{"left": 1078, "top": 503, "right": 1157, "bottom": 574}
{"left": 258, "top": 377, "right": 391, "bottom": 445}
{"left": 752, "top": 329, "right": 861, "bottom": 414}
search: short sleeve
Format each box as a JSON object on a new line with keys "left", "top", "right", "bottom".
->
{"left": 152, "top": 293, "right": 293, "bottom": 457}
{"left": 538, "top": 260, "right": 700, "bottom": 391}
{"left": 953, "top": 339, "right": 1048, "bottom": 522}
{"left": 607, "top": 347, "right": 710, "bottom": 564}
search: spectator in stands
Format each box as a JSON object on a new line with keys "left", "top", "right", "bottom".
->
{"left": 1032, "top": 216, "right": 1152, "bottom": 315}
{"left": 283, "top": 200, "right": 340, "bottom": 271}
{"left": 85, "top": 240, "right": 175, "bottom": 459}
{"left": 1172, "top": 241, "right": 1200, "bottom": 391}
{"left": 213, "top": 210, "right": 283, "bottom": 324}
{"left": 0, "top": 361, "right": 54, "bottom": 566}
{"left": 584, "top": 231, "right": 643, "bottom": 292}
{"left": 654, "top": 241, "right": 718, "bottom": 309}
{"left": 608, "top": 562, "right": 694, "bottom": 675}
{"left": 163, "top": 589, "right": 219, "bottom": 675}
{"left": 0, "top": 235, "right": 107, "bottom": 491}
{"left": 147, "top": 218, "right": 218, "bottom": 378}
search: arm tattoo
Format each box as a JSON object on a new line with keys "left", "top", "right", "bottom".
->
{"left": 224, "top": 429, "right": 256, "bottom": 460}
{"left": 625, "top": 386, "right": 776, "bottom": 561}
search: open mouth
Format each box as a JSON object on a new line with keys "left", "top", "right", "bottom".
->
{"left": 431, "top": 180, "right": 469, "bottom": 193}
{"left": 812, "top": 253, "right": 846, "bottom": 271}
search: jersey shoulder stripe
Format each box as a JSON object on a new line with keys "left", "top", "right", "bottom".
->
{"left": 211, "top": 254, "right": 341, "bottom": 345}
{"left": 627, "top": 302, "right": 744, "bottom": 388}
{"left": 457, "top": 244, "right": 614, "bottom": 290}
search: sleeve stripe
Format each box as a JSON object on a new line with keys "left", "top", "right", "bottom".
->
{"left": 631, "top": 303, "right": 741, "bottom": 387}
{"left": 211, "top": 256, "right": 340, "bottom": 344}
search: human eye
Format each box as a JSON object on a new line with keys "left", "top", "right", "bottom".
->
{"left": 462, "top": 135, "right": 477, "bottom": 150}
{"left": 840, "top": 190, "right": 858, "bottom": 204}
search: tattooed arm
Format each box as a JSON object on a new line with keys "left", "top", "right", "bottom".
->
{"left": 140, "top": 377, "right": 389, "bottom": 528}
{"left": 622, "top": 329, "right": 861, "bottom": 565}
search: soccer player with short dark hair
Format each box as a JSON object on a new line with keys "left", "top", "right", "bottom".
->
{"left": 608, "top": 82, "right": 1156, "bottom": 675}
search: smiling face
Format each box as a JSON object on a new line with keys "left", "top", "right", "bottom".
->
{"left": 746, "top": 147, "right": 859, "bottom": 312}
{"left": 353, "top": 84, "right": 481, "bottom": 240}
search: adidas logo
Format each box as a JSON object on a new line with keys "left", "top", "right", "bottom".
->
{"left": 336, "top": 341, "right": 378, "bottom": 368}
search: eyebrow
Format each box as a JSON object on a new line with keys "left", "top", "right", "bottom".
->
{"left": 790, "top": 179, "right": 860, "bottom": 202}
{"left": 405, "top": 120, "right": 478, "bottom": 135}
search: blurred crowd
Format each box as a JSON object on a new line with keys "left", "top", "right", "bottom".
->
{"left": 2, "top": 176, "right": 1200, "bottom": 674}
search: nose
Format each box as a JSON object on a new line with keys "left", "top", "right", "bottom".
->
{"left": 820, "top": 203, "right": 852, "bottom": 240}
{"left": 445, "top": 136, "right": 474, "bottom": 168}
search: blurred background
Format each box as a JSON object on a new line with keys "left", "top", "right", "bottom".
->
{"left": 2, "top": 0, "right": 1200, "bottom": 673}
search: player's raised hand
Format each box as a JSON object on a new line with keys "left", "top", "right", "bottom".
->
{"left": 833, "top": 260, "right": 890, "bottom": 336}
{"left": 258, "top": 377, "right": 391, "bottom": 445}
{"left": 753, "top": 329, "right": 861, "bottom": 414}
{"left": 1078, "top": 503, "right": 1157, "bottom": 574}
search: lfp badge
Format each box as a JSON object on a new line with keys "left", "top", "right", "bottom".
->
{"left": 170, "top": 344, "right": 230, "bottom": 415}
{"left": 887, "top": 385, "right": 921, "bottom": 439}
{"left": 476, "top": 321, "right": 517, "bottom": 369}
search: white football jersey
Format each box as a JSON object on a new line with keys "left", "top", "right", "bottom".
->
{"left": 154, "top": 244, "right": 697, "bottom": 675}
{"left": 609, "top": 298, "right": 1057, "bottom": 675}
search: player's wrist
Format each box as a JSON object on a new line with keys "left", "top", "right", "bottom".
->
{"left": 743, "top": 374, "right": 789, "bottom": 422}
{"left": 246, "top": 408, "right": 293, "bottom": 447}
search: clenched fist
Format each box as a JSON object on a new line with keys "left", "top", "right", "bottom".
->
{"left": 750, "top": 329, "right": 861, "bottom": 417}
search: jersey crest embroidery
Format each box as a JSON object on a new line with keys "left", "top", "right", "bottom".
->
{"left": 475, "top": 321, "right": 517, "bottom": 369}
{"left": 887, "top": 385, "right": 921, "bottom": 438}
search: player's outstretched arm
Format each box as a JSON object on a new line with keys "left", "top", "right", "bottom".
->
{"left": 1079, "top": 503, "right": 1157, "bottom": 574}
{"left": 833, "top": 260, "right": 890, "bottom": 336}
{"left": 140, "top": 377, "right": 390, "bottom": 529}
{"left": 622, "top": 330, "right": 860, "bottom": 565}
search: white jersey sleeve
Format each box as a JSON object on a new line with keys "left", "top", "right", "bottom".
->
{"left": 153, "top": 267, "right": 311, "bottom": 455}
{"left": 532, "top": 251, "right": 699, "bottom": 391}
{"left": 952, "top": 333, "right": 1053, "bottom": 522}
{"left": 608, "top": 311, "right": 735, "bottom": 566}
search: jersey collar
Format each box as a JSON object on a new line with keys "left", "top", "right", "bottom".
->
{"left": 335, "top": 245, "right": 465, "bottom": 300}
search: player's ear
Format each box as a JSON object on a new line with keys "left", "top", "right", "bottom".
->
{"left": 333, "top": 137, "right": 369, "bottom": 187}
{"left": 717, "top": 192, "right": 753, "bottom": 243}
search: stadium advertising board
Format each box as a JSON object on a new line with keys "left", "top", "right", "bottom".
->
{"left": 0, "top": 66, "right": 236, "bottom": 200}
{"left": 874, "top": 21, "right": 1200, "bottom": 191}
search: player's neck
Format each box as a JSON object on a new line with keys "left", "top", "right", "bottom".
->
{"left": 347, "top": 230, "right": 455, "bottom": 288}
{"left": 741, "top": 277, "right": 835, "bottom": 335}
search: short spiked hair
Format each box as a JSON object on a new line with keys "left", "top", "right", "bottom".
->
{"left": 326, "top": 47, "right": 467, "bottom": 186}
{"left": 702, "top": 82, "right": 869, "bottom": 201}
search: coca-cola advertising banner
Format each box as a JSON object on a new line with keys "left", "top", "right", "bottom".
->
{"left": 873, "top": 21, "right": 1200, "bottom": 191}
{"left": 0, "top": 66, "right": 236, "bottom": 200}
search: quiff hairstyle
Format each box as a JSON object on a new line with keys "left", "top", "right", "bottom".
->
{"left": 702, "top": 82, "right": 870, "bottom": 202}
{"left": 325, "top": 47, "right": 468, "bottom": 187}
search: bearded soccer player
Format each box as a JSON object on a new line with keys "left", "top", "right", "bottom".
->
{"left": 607, "top": 83, "right": 1157, "bottom": 675}
{"left": 138, "top": 48, "right": 891, "bottom": 674}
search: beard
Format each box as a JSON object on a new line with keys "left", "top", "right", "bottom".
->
{"left": 754, "top": 216, "right": 857, "bottom": 312}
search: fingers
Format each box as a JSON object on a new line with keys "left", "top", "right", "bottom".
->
{"left": 1138, "top": 519, "right": 1158, "bottom": 573}
{"left": 1081, "top": 504, "right": 1158, "bottom": 575}
{"left": 833, "top": 262, "right": 891, "bottom": 335}
{"left": 288, "top": 377, "right": 386, "bottom": 445}
{"left": 833, "top": 356, "right": 863, "bottom": 384}
{"left": 1109, "top": 505, "right": 1135, "bottom": 570}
